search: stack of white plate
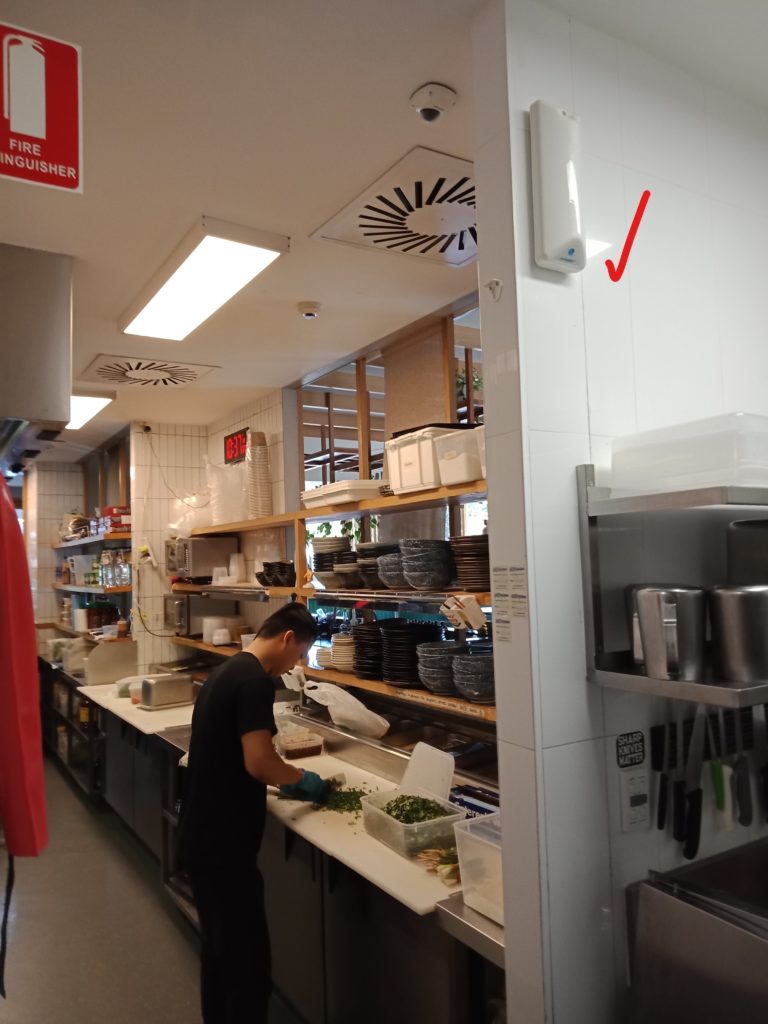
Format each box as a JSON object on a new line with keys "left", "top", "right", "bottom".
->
{"left": 315, "top": 646, "right": 334, "bottom": 668}
{"left": 248, "top": 440, "right": 273, "bottom": 518}
{"left": 331, "top": 633, "right": 356, "bottom": 673}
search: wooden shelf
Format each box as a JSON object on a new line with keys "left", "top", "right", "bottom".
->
{"left": 54, "top": 584, "right": 132, "bottom": 595}
{"left": 170, "top": 636, "right": 240, "bottom": 658}
{"left": 36, "top": 621, "right": 82, "bottom": 637}
{"left": 170, "top": 583, "right": 209, "bottom": 594}
{"left": 189, "top": 481, "right": 488, "bottom": 536}
{"left": 302, "top": 479, "right": 488, "bottom": 523}
{"left": 191, "top": 510, "right": 301, "bottom": 537}
{"left": 167, "top": 639, "right": 496, "bottom": 722}
{"left": 308, "top": 588, "right": 492, "bottom": 606}
{"left": 303, "top": 667, "right": 496, "bottom": 723}
{"left": 54, "top": 532, "right": 132, "bottom": 549}
{"left": 171, "top": 583, "right": 310, "bottom": 600}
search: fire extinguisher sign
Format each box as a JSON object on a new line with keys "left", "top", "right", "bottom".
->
{"left": 0, "top": 22, "right": 82, "bottom": 192}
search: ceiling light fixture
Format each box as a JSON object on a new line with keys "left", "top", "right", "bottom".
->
{"left": 66, "top": 393, "right": 115, "bottom": 430}
{"left": 119, "top": 216, "right": 290, "bottom": 341}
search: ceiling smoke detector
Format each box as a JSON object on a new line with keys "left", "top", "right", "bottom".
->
{"left": 80, "top": 354, "right": 218, "bottom": 388}
{"left": 298, "top": 302, "right": 321, "bottom": 320}
{"left": 312, "top": 147, "right": 477, "bottom": 267}
{"left": 410, "top": 82, "right": 457, "bottom": 123}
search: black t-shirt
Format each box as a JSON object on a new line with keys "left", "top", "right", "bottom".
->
{"left": 179, "top": 652, "right": 277, "bottom": 867}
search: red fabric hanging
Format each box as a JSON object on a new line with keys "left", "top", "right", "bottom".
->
{"left": 0, "top": 477, "right": 47, "bottom": 857}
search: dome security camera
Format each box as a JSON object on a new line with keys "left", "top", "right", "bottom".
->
{"left": 409, "top": 82, "right": 457, "bottom": 123}
{"left": 298, "top": 301, "right": 321, "bottom": 320}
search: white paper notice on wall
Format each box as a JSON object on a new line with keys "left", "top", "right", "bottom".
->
{"left": 492, "top": 565, "right": 529, "bottom": 619}
{"left": 494, "top": 618, "right": 512, "bottom": 643}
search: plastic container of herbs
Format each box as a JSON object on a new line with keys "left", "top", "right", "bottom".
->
{"left": 361, "top": 742, "right": 466, "bottom": 858}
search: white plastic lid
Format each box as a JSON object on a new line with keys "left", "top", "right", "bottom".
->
{"left": 401, "top": 742, "right": 456, "bottom": 800}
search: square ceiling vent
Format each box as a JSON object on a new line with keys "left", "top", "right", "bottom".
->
{"left": 312, "top": 147, "right": 476, "bottom": 267}
{"left": 80, "top": 354, "right": 218, "bottom": 388}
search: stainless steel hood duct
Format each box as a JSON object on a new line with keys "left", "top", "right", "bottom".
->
{"left": 0, "top": 242, "right": 73, "bottom": 471}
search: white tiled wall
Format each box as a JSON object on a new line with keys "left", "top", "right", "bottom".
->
{"left": 131, "top": 423, "right": 208, "bottom": 673}
{"left": 476, "top": 1, "right": 768, "bottom": 1020}
{"left": 207, "top": 392, "right": 287, "bottom": 514}
{"left": 25, "top": 463, "right": 86, "bottom": 623}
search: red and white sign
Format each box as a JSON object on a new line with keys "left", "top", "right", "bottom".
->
{"left": 0, "top": 22, "right": 82, "bottom": 192}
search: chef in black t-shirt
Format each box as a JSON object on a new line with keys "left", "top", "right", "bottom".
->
{"left": 179, "top": 602, "right": 324, "bottom": 1024}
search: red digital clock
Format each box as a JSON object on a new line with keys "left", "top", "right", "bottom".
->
{"left": 224, "top": 428, "right": 249, "bottom": 465}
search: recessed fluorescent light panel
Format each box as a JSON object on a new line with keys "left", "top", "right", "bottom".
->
{"left": 67, "top": 394, "right": 114, "bottom": 430}
{"left": 120, "top": 216, "right": 290, "bottom": 341}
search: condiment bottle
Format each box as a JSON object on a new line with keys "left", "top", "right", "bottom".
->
{"left": 116, "top": 616, "right": 128, "bottom": 639}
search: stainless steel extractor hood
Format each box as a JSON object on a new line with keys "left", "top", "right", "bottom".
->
{"left": 0, "top": 242, "right": 73, "bottom": 471}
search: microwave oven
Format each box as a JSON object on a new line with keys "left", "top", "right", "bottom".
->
{"left": 166, "top": 536, "right": 239, "bottom": 579}
{"left": 164, "top": 593, "right": 237, "bottom": 635}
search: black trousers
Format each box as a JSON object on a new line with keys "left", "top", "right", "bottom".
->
{"left": 188, "top": 864, "right": 272, "bottom": 1024}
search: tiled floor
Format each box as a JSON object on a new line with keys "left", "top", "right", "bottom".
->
{"left": 2, "top": 759, "right": 301, "bottom": 1023}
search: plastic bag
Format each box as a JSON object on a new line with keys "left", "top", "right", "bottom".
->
{"left": 206, "top": 457, "right": 248, "bottom": 525}
{"left": 168, "top": 489, "right": 211, "bottom": 536}
{"left": 304, "top": 681, "right": 389, "bottom": 738}
{"left": 168, "top": 492, "right": 211, "bottom": 537}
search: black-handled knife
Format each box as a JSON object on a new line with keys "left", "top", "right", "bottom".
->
{"left": 657, "top": 722, "right": 670, "bottom": 831}
{"left": 672, "top": 713, "right": 687, "bottom": 841}
{"left": 753, "top": 704, "right": 768, "bottom": 822}
{"left": 683, "top": 704, "right": 706, "bottom": 860}
{"left": 734, "top": 708, "right": 753, "bottom": 827}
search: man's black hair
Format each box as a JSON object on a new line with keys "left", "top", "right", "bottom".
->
{"left": 256, "top": 602, "right": 318, "bottom": 643}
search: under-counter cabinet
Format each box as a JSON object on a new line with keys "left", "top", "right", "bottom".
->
{"left": 103, "top": 712, "right": 164, "bottom": 858}
{"left": 260, "top": 813, "right": 326, "bottom": 1024}
{"left": 322, "top": 857, "right": 471, "bottom": 1024}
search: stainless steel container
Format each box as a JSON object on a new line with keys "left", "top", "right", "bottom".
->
{"left": 624, "top": 583, "right": 673, "bottom": 664}
{"left": 635, "top": 586, "right": 706, "bottom": 681}
{"left": 710, "top": 585, "right": 768, "bottom": 683}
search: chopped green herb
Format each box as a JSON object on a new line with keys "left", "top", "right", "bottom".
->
{"left": 315, "top": 785, "right": 367, "bottom": 813}
{"left": 383, "top": 795, "right": 450, "bottom": 825}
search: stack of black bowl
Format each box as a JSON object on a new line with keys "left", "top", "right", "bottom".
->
{"left": 450, "top": 534, "right": 491, "bottom": 591}
{"left": 453, "top": 648, "right": 495, "bottom": 704}
{"left": 352, "top": 622, "right": 385, "bottom": 678}
{"left": 356, "top": 541, "right": 399, "bottom": 590}
{"left": 399, "top": 539, "right": 456, "bottom": 591}
{"left": 380, "top": 619, "right": 443, "bottom": 686}
{"left": 416, "top": 641, "right": 467, "bottom": 694}
{"left": 256, "top": 560, "right": 296, "bottom": 587}
{"left": 377, "top": 552, "right": 410, "bottom": 590}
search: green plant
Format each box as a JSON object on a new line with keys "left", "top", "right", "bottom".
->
{"left": 456, "top": 367, "right": 483, "bottom": 395}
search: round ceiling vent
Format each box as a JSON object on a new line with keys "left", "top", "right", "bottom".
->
{"left": 357, "top": 175, "right": 476, "bottom": 260}
{"left": 81, "top": 355, "right": 218, "bottom": 389}
{"left": 312, "top": 147, "right": 477, "bottom": 267}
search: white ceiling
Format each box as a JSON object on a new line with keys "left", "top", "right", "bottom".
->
{"left": 1, "top": 0, "right": 483, "bottom": 453}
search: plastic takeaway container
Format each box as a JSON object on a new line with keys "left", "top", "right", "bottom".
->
{"left": 385, "top": 426, "right": 462, "bottom": 494}
{"left": 610, "top": 413, "right": 768, "bottom": 492}
{"left": 454, "top": 811, "right": 504, "bottom": 925}
{"left": 434, "top": 428, "right": 483, "bottom": 486}
{"left": 361, "top": 742, "right": 466, "bottom": 858}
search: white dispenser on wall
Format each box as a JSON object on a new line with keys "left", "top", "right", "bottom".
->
{"left": 529, "top": 100, "right": 586, "bottom": 274}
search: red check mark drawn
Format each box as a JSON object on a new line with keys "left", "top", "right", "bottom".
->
{"left": 605, "top": 190, "right": 651, "bottom": 282}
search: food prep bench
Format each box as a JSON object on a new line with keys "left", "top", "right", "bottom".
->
{"left": 158, "top": 729, "right": 505, "bottom": 1024}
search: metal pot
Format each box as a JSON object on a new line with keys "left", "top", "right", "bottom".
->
{"left": 710, "top": 585, "right": 768, "bottom": 683}
{"left": 635, "top": 586, "right": 707, "bottom": 681}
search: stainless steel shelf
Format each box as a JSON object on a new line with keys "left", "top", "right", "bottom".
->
{"left": 586, "top": 481, "right": 768, "bottom": 517}
{"left": 592, "top": 668, "right": 768, "bottom": 708}
{"left": 435, "top": 892, "right": 504, "bottom": 970}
